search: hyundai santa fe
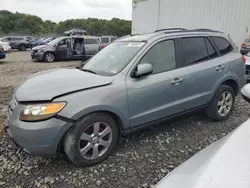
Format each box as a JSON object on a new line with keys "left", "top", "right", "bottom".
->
{"left": 5, "top": 28, "right": 246, "bottom": 166}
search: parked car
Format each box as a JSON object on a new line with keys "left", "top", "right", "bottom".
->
{"left": 244, "top": 52, "right": 250, "bottom": 79}
{"left": 0, "top": 36, "right": 31, "bottom": 51}
{"left": 31, "top": 37, "right": 56, "bottom": 48}
{"left": 156, "top": 83, "right": 250, "bottom": 188}
{"left": 5, "top": 29, "right": 246, "bottom": 166}
{"left": 84, "top": 36, "right": 104, "bottom": 56}
{"left": 64, "top": 29, "right": 87, "bottom": 36}
{"left": 31, "top": 36, "right": 86, "bottom": 62}
{"left": 0, "top": 45, "right": 6, "bottom": 59}
{"left": 31, "top": 36, "right": 102, "bottom": 62}
{"left": 24, "top": 36, "right": 38, "bottom": 43}
{"left": 0, "top": 41, "right": 11, "bottom": 52}
{"left": 240, "top": 38, "right": 250, "bottom": 55}
{"left": 100, "top": 35, "right": 117, "bottom": 47}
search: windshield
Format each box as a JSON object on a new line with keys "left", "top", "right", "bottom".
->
{"left": 47, "top": 37, "right": 64, "bottom": 45}
{"left": 83, "top": 41, "right": 145, "bottom": 76}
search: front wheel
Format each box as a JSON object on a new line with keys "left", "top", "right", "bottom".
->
{"left": 18, "top": 44, "right": 26, "bottom": 51}
{"left": 205, "top": 85, "right": 235, "bottom": 121}
{"left": 43, "top": 52, "right": 55, "bottom": 63}
{"left": 63, "top": 113, "right": 119, "bottom": 166}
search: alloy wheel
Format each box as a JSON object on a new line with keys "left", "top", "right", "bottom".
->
{"left": 45, "top": 53, "right": 54, "bottom": 62}
{"left": 78, "top": 122, "right": 113, "bottom": 160}
{"left": 217, "top": 91, "right": 233, "bottom": 116}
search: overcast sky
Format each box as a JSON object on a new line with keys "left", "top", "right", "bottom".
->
{"left": 1, "top": 0, "right": 132, "bottom": 22}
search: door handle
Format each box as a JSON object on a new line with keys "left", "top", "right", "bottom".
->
{"left": 171, "top": 78, "right": 183, "bottom": 85}
{"left": 216, "top": 65, "right": 225, "bottom": 71}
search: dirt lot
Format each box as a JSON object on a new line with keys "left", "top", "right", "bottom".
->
{"left": 0, "top": 51, "right": 250, "bottom": 188}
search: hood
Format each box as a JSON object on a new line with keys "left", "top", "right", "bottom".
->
{"left": 32, "top": 44, "right": 48, "bottom": 50}
{"left": 156, "top": 118, "right": 250, "bottom": 188}
{"left": 15, "top": 68, "right": 113, "bottom": 101}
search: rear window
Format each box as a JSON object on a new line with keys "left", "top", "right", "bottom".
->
{"left": 211, "top": 36, "right": 233, "bottom": 55}
{"left": 85, "top": 39, "right": 98, "bottom": 44}
{"left": 101, "top": 37, "right": 109, "bottom": 43}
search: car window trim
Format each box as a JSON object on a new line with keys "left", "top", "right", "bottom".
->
{"left": 204, "top": 37, "right": 219, "bottom": 60}
{"left": 129, "top": 38, "right": 182, "bottom": 78}
{"left": 210, "top": 36, "right": 233, "bottom": 56}
{"left": 179, "top": 36, "right": 211, "bottom": 67}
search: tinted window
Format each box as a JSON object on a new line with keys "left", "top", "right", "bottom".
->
{"left": 205, "top": 38, "right": 218, "bottom": 58}
{"left": 101, "top": 37, "right": 109, "bottom": 43}
{"left": 85, "top": 39, "right": 98, "bottom": 44}
{"left": 211, "top": 36, "right": 233, "bottom": 55}
{"left": 140, "top": 40, "right": 176, "bottom": 74}
{"left": 182, "top": 37, "right": 209, "bottom": 65}
{"left": 111, "top": 37, "right": 117, "bottom": 42}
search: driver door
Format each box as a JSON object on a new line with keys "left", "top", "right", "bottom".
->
{"left": 126, "top": 39, "right": 187, "bottom": 128}
{"left": 55, "top": 39, "right": 70, "bottom": 60}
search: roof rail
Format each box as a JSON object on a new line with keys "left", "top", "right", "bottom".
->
{"left": 190, "top": 28, "right": 223, "bottom": 33}
{"left": 155, "top": 28, "right": 187, "bottom": 32}
{"left": 163, "top": 28, "right": 223, "bottom": 35}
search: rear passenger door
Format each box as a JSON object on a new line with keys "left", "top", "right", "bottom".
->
{"left": 85, "top": 39, "right": 99, "bottom": 55}
{"left": 180, "top": 36, "right": 230, "bottom": 109}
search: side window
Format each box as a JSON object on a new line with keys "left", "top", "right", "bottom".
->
{"left": 182, "top": 37, "right": 209, "bottom": 65}
{"left": 211, "top": 36, "right": 233, "bottom": 55}
{"left": 205, "top": 38, "right": 218, "bottom": 58}
{"left": 58, "top": 39, "right": 69, "bottom": 46}
{"left": 101, "top": 37, "right": 109, "bottom": 44}
{"left": 85, "top": 39, "right": 98, "bottom": 44}
{"left": 140, "top": 40, "right": 176, "bottom": 74}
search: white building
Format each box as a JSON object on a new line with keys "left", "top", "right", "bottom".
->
{"left": 132, "top": 0, "right": 250, "bottom": 47}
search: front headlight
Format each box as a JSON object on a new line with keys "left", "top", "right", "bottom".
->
{"left": 19, "top": 102, "right": 66, "bottom": 121}
{"left": 37, "top": 48, "right": 45, "bottom": 53}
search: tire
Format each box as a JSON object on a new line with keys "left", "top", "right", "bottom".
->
{"left": 18, "top": 44, "right": 26, "bottom": 51}
{"left": 63, "top": 113, "right": 119, "bottom": 166}
{"left": 205, "top": 85, "right": 235, "bottom": 121}
{"left": 43, "top": 52, "right": 55, "bottom": 63}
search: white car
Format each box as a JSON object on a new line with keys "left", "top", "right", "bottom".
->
{"left": 0, "top": 41, "right": 11, "bottom": 52}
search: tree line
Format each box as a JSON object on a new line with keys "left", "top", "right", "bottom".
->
{"left": 0, "top": 10, "right": 131, "bottom": 37}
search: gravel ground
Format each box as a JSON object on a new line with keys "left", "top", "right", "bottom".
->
{"left": 0, "top": 51, "right": 250, "bottom": 188}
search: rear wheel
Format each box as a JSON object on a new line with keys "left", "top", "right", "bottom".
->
{"left": 18, "top": 44, "right": 26, "bottom": 51}
{"left": 43, "top": 52, "right": 55, "bottom": 62}
{"left": 205, "top": 85, "right": 235, "bottom": 121}
{"left": 63, "top": 113, "right": 119, "bottom": 166}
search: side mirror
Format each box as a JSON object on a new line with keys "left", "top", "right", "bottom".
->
{"left": 135, "top": 63, "right": 153, "bottom": 77}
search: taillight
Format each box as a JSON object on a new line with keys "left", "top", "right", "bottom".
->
{"left": 242, "top": 43, "right": 247, "bottom": 48}
{"left": 99, "top": 44, "right": 104, "bottom": 50}
{"left": 0, "top": 46, "right": 4, "bottom": 52}
{"left": 242, "top": 56, "right": 246, "bottom": 63}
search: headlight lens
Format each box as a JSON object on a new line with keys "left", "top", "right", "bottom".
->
{"left": 37, "top": 48, "right": 44, "bottom": 53}
{"left": 19, "top": 102, "right": 66, "bottom": 121}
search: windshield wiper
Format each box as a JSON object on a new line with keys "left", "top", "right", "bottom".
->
{"left": 80, "top": 68, "right": 97, "bottom": 75}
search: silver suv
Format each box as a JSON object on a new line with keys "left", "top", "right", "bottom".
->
{"left": 5, "top": 28, "right": 246, "bottom": 166}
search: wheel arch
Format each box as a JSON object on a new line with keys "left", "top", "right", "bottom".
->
{"left": 57, "top": 109, "right": 127, "bottom": 154}
{"left": 43, "top": 51, "right": 56, "bottom": 60}
{"left": 212, "top": 76, "right": 240, "bottom": 99}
